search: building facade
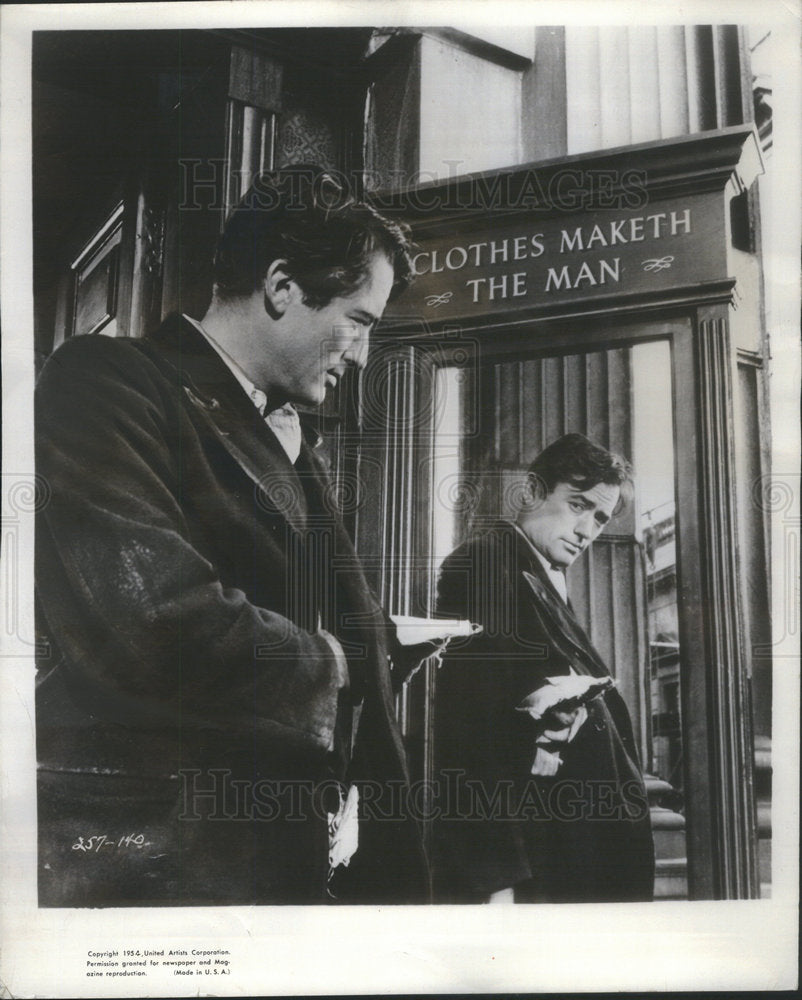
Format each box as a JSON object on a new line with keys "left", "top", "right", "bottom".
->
{"left": 33, "top": 24, "right": 773, "bottom": 900}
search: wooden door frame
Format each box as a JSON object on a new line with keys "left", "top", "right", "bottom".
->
{"left": 381, "top": 288, "right": 759, "bottom": 899}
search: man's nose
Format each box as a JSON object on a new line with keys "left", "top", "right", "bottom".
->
{"left": 574, "top": 511, "right": 595, "bottom": 539}
{"left": 343, "top": 331, "right": 370, "bottom": 370}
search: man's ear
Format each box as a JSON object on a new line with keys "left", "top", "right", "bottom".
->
{"left": 263, "top": 260, "right": 296, "bottom": 316}
{"left": 521, "top": 473, "right": 547, "bottom": 508}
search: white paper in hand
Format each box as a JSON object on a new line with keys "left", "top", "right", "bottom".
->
{"left": 390, "top": 614, "right": 481, "bottom": 646}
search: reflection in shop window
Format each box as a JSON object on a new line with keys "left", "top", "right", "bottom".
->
{"left": 428, "top": 336, "right": 689, "bottom": 897}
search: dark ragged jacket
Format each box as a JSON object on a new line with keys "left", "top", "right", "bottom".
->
{"left": 35, "top": 314, "right": 428, "bottom": 906}
{"left": 433, "top": 521, "right": 654, "bottom": 903}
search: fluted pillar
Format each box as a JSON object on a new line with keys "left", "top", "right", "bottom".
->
{"left": 565, "top": 25, "right": 749, "bottom": 153}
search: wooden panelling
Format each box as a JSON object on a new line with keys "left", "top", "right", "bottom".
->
{"left": 694, "top": 311, "right": 759, "bottom": 896}
{"left": 565, "top": 25, "right": 749, "bottom": 155}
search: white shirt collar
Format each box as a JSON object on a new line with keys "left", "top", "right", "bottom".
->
{"left": 184, "top": 314, "right": 302, "bottom": 463}
{"left": 184, "top": 314, "right": 268, "bottom": 414}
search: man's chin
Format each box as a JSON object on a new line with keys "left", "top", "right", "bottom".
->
{"left": 293, "top": 385, "right": 327, "bottom": 408}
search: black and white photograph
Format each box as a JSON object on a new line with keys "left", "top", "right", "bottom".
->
{"left": 1, "top": 1, "right": 799, "bottom": 995}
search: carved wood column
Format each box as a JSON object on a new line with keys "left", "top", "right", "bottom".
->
{"left": 675, "top": 309, "right": 759, "bottom": 898}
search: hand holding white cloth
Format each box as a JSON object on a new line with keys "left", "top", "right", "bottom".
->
{"left": 536, "top": 704, "right": 588, "bottom": 745}
{"left": 527, "top": 705, "right": 588, "bottom": 776}
{"left": 516, "top": 673, "right": 613, "bottom": 721}
{"left": 517, "top": 674, "right": 613, "bottom": 776}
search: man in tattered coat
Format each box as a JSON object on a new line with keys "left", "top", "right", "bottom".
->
{"left": 35, "top": 168, "right": 429, "bottom": 906}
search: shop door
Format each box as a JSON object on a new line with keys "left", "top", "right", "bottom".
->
{"left": 366, "top": 313, "right": 760, "bottom": 900}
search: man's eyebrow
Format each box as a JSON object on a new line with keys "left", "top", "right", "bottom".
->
{"left": 567, "top": 491, "right": 594, "bottom": 506}
{"left": 350, "top": 308, "right": 379, "bottom": 325}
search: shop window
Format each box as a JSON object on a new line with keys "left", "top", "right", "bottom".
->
{"left": 224, "top": 101, "right": 277, "bottom": 216}
{"left": 427, "top": 342, "right": 675, "bottom": 773}
{"left": 68, "top": 202, "right": 124, "bottom": 338}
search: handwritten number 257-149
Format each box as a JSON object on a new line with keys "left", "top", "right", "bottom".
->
{"left": 72, "top": 834, "right": 149, "bottom": 852}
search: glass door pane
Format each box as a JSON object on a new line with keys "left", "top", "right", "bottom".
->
{"left": 428, "top": 338, "right": 687, "bottom": 900}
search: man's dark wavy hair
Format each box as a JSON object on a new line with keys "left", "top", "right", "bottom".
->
{"left": 213, "top": 164, "right": 414, "bottom": 308}
{"left": 527, "top": 432, "right": 634, "bottom": 513}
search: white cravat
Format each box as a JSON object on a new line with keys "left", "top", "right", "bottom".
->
{"left": 265, "top": 405, "right": 302, "bottom": 465}
{"left": 532, "top": 547, "right": 568, "bottom": 604}
{"left": 510, "top": 521, "right": 583, "bottom": 775}
{"left": 184, "top": 315, "right": 302, "bottom": 463}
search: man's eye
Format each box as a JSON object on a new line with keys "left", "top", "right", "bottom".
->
{"left": 569, "top": 502, "right": 584, "bottom": 512}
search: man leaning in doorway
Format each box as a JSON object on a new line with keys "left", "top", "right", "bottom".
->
{"left": 35, "top": 166, "right": 435, "bottom": 906}
{"left": 434, "top": 433, "right": 655, "bottom": 902}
